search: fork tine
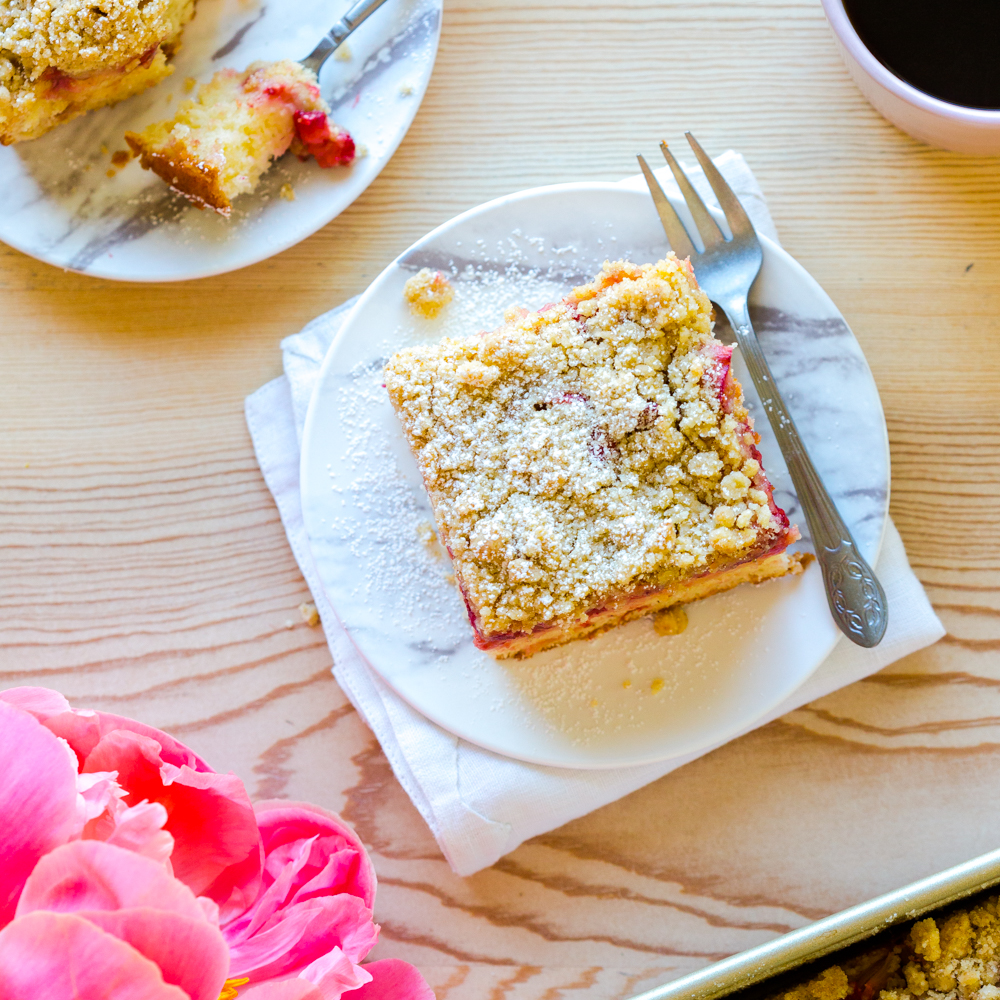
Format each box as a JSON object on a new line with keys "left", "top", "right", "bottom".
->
{"left": 636, "top": 154, "right": 696, "bottom": 260}
{"left": 659, "top": 141, "right": 725, "bottom": 250}
{"left": 684, "top": 132, "right": 755, "bottom": 240}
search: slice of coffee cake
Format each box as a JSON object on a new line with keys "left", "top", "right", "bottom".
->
{"left": 125, "top": 60, "right": 354, "bottom": 216}
{"left": 0, "top": 0, "right": 196, "bottom": 145}
{"left": 385, "top": 257, "right": 805, "bottom": 659}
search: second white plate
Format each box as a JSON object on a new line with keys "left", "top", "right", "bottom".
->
{"left": 300, "top": 178, "right": 890, "bottom": 769}
{"left": 0, "top": 0, "right": 440, "bottom": 281}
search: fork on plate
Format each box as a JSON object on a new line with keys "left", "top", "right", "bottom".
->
{"left": 300, "top": 0, "right": 392, "bottom": 73}
{"left": 638, "top": 134, "right": 887, "bottom": 648}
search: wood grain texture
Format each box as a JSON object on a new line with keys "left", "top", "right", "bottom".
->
{"left": 3, "top": 0, "right": 1000, "bottom": 996}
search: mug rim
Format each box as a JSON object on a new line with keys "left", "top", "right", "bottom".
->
{"left": 820, "top": 0, "right": 1000, "bottom": 124}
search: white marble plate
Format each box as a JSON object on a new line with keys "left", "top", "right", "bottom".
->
{"left": 300, "top": 180, "right": 890, "bottom": 769}
{"left": 0, "top": 0, "right": 440, "bottom": 281}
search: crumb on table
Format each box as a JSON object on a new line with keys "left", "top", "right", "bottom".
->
{"left": 299, "top": 602, "right": 320, "bottom": 627}
{"left": 403, "top": 268, "right": 454, "bottom": 318}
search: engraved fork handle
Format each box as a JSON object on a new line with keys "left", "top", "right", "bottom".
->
{"left": 721, "top": 299, "right": 888, "bottom": 648}
{"left": 300, "top": 0, "right": 392, "bottom": 73}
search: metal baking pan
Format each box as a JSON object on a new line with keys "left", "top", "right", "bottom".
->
{"left": 629, "top": 847, "right": 1000, "bottom": 1000}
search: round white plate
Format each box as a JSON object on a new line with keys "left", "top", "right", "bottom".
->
{"left": 0, "top": 0, "right": 440, "bottom": 282}
{"left": 301, "top": 179, "right": 890, "bottom": 769}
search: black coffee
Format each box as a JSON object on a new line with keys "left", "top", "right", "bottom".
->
{"left": 843, "top": 0, "right": 1000, "bottom": 110}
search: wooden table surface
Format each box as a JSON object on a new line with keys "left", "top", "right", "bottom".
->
{"left": 4, "top": 0, "right": 1000, "bottom": 997}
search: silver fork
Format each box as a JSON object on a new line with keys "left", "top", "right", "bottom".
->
{"left": 300, "top": 0, "right": 392, "bottom": 73}
{"left": 637, "top": 134, "right": 887, "bottom": 648}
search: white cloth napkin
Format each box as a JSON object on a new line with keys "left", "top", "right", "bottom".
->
{"left": 246, "top": 152, "right": 945, "bottom": 877}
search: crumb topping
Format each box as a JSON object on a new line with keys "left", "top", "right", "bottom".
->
{"left": 0, "top": 0, "right": 192, "bottom": 78}
{"left": 404, "top": 268, "right": 455, "bottom": 318}
{"left": 0, "top": 0, "right": 194, "bottom": 144}
{"left": 774, "top": 897, "right": 1000, "bottom": 1000}
{"left": 384, "top": 257, "right": 791, "bottom": 638}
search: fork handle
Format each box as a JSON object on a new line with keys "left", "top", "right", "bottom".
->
{"left": 300, "top": 0, "right": 392, "bottom": 73}
{"left": 721, "top": 301, "right": 888, "bottom": 648}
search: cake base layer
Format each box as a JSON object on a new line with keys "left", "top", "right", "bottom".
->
{"left": 482, "top": 550, "right": 810, "bottom": 659}
{"left": 1, "top": 41, "right": 179, "bottom": 145}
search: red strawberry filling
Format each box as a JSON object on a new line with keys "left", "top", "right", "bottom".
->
{"left": 293, "top": 110, "right": 356, "bottom": 167}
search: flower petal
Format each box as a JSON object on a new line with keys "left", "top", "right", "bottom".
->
{"left": 350, "top": 960, "right": 435, "bottom": 1000}
{"left": 0, "top": 686, "right": 211, "bottom": 772}
{"left": 0, "top": 686, "right": 73, "bottom": 718}
{"left": 254, "top": 802, "right": 376, "bottom": 910}
{"left": 0, "top": 700, "right": 80, "bottom": 927}
{"left": 227, "top": 895, "right": 378, "bottom": 982}
{"left": 83, "top": 730, "right": 263, "bottom": 916}
{"left": 0, "top": 911, "right": 188, "bottom": 1000}
{"left": 16, "top": 840, "right": 206, "bottom": 923}
{"left": 301, "top": 947, "right": 372, "bottom": 999}
{"left": 79, "top": 908, "right": 229, "bottom": 1000}
{"left": 241, "top": 980, "right": 323, "bottom": 1000}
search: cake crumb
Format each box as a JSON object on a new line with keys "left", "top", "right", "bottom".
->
{"left": 299, "top": 602, "right": 320, "bottom": 627}
{"left": 622, "top": 679, "right": 632, "bottom": 689}
{"left": 403, "top": 268, "right": 454, "bottom": 318}
{"left": 284, "top": 619, "right": 295, "bottom": 629}
{"left": 417, "top": 520, "right": 446, "bottom": 560}
{"left": 399, "top": 82, "right": 414, "bottom": 96}
{"left": 184, "top": 77, "right": 197, "bottom": 92}
{"left": 280, "top": 182, "right": 296, "bottom": 202}
{"left": 111, "top": 150, "right": 132, "bottom": 167}
{"left": 650, "top": 678, "right": 665, "bottom": 695}
{"left": 653, "top": 606, "right": 688, "bottom": 636}
{"left": 589, "top": 698, "right": 599, "bottom": 708}
{"left": 106, "top": 169, "right": 116, "bottom": 178}
{"left": 100, "top": 143, "right": 109, "bottom": 155}
{"left": 335, "top": 43, "right": 352, "bottom": 61}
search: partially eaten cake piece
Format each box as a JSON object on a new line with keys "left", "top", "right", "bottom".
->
{"left": 384, "top": 257, "right": 806, "bottom": 659}
{"left": 125, "top": 60, "right": 355, "bottom": 216}
{"left": 0, "top": 0, "right": 195, "bottom": 145}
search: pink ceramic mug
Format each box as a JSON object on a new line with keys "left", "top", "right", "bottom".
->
{"left": 821, "top": 0, "right": 1000, "bottom": 155}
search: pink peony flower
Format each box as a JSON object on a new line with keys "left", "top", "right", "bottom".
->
{"left": 0, "top": 699, "right": 80, "bottom": 927}
{"left": 0, "top": 687, "right": 264, "bottom": 921}
{"left": 222, "top": 800, "right": 380, "bottom": 994}
{"left": 0, "top": 688, "right": 434, "bottom": 1000}
{"left": 0, "top": 840, "right": 229, "bottom": 999}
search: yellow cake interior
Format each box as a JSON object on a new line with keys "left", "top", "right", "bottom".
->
{"left": 125, "top": 60, "right": 330, "bottom": 216}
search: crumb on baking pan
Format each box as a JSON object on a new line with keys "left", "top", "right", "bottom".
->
{"left": 772, "top": 898, "right": 1000, "bottom": 1000}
